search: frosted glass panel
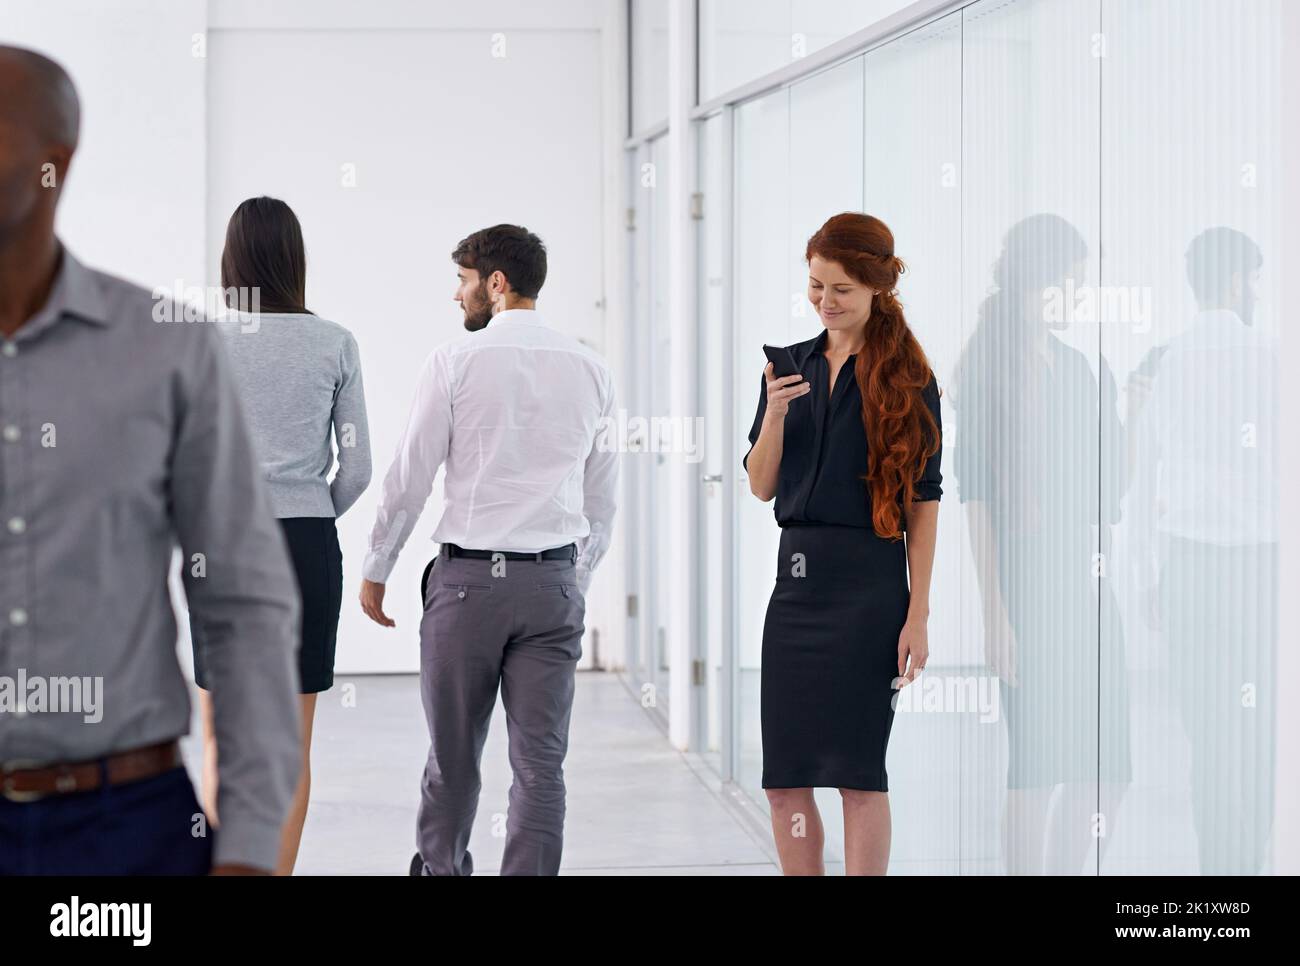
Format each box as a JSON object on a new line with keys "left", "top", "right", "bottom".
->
{"left": 650, "top": 135, "right": 673, "bottom": 711}
{"left": 955, "top": 0, "right": 1106, "bottom": 875}
{"left": 733, "top": 89, "right": 790, "bottom": 802}
{"left": 1103, "top": 0, "right": 1283, "bottom": 875}
{"left": 709, "top": 0, "right": 1287, "bottom": 876}
{"left": 627, "top": 143, "right": 653, "bottom": 689}
{"left": 860, "top": 11, "right": 963, "bottom": 874}
{"left": 789, "top": 57, "right": 864, "bottom": 319}
{"left": 624, "top": 135, "right": 673, "bottom": 716}
{"left": 699, "top": 113, "right": 729, "bottom": 772}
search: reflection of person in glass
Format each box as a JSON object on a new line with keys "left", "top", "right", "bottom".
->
{"left": 1126, "top": 228, "right": 1276, "bottom": 874}
{"left": 742, "top": 213, "right": 942, "bottom": 875}
{"left": 951, "top": 214, "right": 1132, "bottom": 875}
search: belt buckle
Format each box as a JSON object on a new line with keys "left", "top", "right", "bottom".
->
{"left": 1, "top": 760, "right": 48, "bottom": 803}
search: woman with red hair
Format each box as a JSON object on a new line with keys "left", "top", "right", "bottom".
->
{"left": 743, "top": 212, "right": 941, "bottom": 875}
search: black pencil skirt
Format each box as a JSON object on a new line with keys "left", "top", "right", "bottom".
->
{"left": 760, "top": 523, "right": 911, "bottom": 792}
{"left": 192, "top": 516, "right": 343, "bottom": 694}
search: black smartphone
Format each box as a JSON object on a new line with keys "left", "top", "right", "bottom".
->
{"left": 762, "top": 344, "right": 801, "bottom": 379}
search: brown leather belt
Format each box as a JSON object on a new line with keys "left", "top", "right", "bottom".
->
{"left": 0, "top": 739, "right": 182, "bottom": 803}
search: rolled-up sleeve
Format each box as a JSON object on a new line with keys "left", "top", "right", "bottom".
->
{"left": 362, "top": 347, "right": 453, "bottom": 584}
{"left": 914, "top": 371, "right": 943, "bottom": 502}
{"left": 171, "top": 323, "right": 301, "bottom": 871}
{"left": 575, "top": 367, "right": 619, "bottom": 595}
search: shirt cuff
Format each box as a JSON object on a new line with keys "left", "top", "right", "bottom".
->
{"left": 213, "top": 815, "right": 285, "bottom": 872}
{"left": 362, "top": 550, "right": 398, "bottom": 584}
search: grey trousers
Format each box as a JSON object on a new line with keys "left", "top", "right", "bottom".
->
{"left": 413, "top": 550, "right": 585, "bottom": 876}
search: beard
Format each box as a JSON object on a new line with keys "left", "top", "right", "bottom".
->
{"left": 462, "top": 281, "right": 493, "bottom": 331}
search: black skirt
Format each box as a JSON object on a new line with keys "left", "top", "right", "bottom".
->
{"left": 192, "top": 516, "right": 343, "bottom": 694}
{"left": 760, "top": 523, "right": 910, "bottom": 791}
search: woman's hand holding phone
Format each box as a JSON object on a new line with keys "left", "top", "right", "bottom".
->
{"left": 764, "top": 361, "right": 811, "bottom": 420}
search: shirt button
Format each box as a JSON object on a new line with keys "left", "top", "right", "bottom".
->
{"left": 6, "top": 517, "right": 24, "bottom": 534}
{"left": 9, "top": 608, "right": 27, "bottom": 626}
{"left": 2, "top": 424, "right": 17, "bottom": 442}
{"left": 457, "top": 590, "right": 466, "bottom": 599}
{"left": 1, "top": 342, "right": 15, "bottom": 357}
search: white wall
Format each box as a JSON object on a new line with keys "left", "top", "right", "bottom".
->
{"left": 0, "top": 0, "right": 630, "bottom": 675}
{"left": 0, "top": 0, "right": 207, "bottom": 291}
{"left": 207, "top": 8, "right": 609, "bottom": 675}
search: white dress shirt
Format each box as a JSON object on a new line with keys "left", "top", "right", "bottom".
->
{"left": 1130, "top": 308, "right": 1277, "bottom": 547}
{"left": 363, "top": 308, "right": 618, "bottom": 594}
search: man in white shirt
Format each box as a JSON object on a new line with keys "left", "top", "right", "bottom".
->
{"left": 1125, "top": 226, "right": 1276, "bottom": 874}
{"left": 359, "top": 224, "right": 618, "bottom": 875}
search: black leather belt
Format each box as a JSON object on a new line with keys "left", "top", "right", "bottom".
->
{"left": 441, "top": 542, "right": 576, "bottom": 562}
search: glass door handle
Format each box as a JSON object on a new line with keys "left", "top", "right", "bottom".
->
{"left": 700, "top": 473, "right": 723, "bottom": 483}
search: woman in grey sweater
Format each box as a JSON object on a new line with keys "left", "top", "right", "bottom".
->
{"left": 190, "top": 196, "right": 372, "bottom": 875}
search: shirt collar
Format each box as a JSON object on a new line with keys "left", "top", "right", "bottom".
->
{"left": 19, "top": 243, "right": 113, "bottom": 341}
{"left": 490, "top": 308, "right": 546, "bottom": 327}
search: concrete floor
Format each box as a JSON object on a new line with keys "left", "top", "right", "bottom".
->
{"left": 178, "top": 664, "right": 1224, "bottom": 875}
{"left": 181, "top": 671, "right": 782, "bottom": 875}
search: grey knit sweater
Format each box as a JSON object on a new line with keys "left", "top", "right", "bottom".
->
{"left": 213, "top": 311, "right": 372, "bottom": 518}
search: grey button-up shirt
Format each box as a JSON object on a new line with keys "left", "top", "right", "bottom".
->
{"left": 0, "top": 245, "right": 301, "bottom": 870}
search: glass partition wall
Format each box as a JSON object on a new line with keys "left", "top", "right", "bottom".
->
{"left": 698, "top": 112, "right": 731, "bottom": 774}
{"left": 625, "top": 134, "right": 674, "bottom": 724}
{"left": 634, "top": 0, "right": 1285, "bottom": 874}
{"left": 1099, "top": 0, "right": 1282, "bottom": 876}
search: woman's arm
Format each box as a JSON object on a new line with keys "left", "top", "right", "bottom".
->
{"left": 898, "top": 498, "right": 938, "bottom": 685}
{"left": 903, "top": 499, "right": 938, "bottom": 620}
{"left": 330, "top": 332, "right": 373, "bottom": 517}
{"left": 745, "top": 362, "right": 810, "bottom": 501}
{"left": 905, "top": 372, "right": 943, "bottom": 617}
{"left": 899, "top": 374, "right": 943, "bottom": 682}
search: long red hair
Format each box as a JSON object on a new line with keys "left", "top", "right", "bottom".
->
{"left": 805, "top": 212, "right": 939, "bottom": 540}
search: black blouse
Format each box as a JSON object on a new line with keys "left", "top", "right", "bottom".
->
{"left": 742, "top": 328, "right": 943, "bottom": 529}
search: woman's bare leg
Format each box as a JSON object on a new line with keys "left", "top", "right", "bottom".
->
{"left": 841, "top": 789, "right": 891, "bottom": 875}
{"left": 275, "top": 692, "right": 318, "bottom": 876}
{"left": 766, "top": 788, "right": 825, "bottom": 875}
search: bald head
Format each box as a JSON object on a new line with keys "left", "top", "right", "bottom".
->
{"left": 0, "top": 44, "right": 80, "bottom": 150}
{"left": 0, "top": 45, "right": 79, "bottom": 244}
